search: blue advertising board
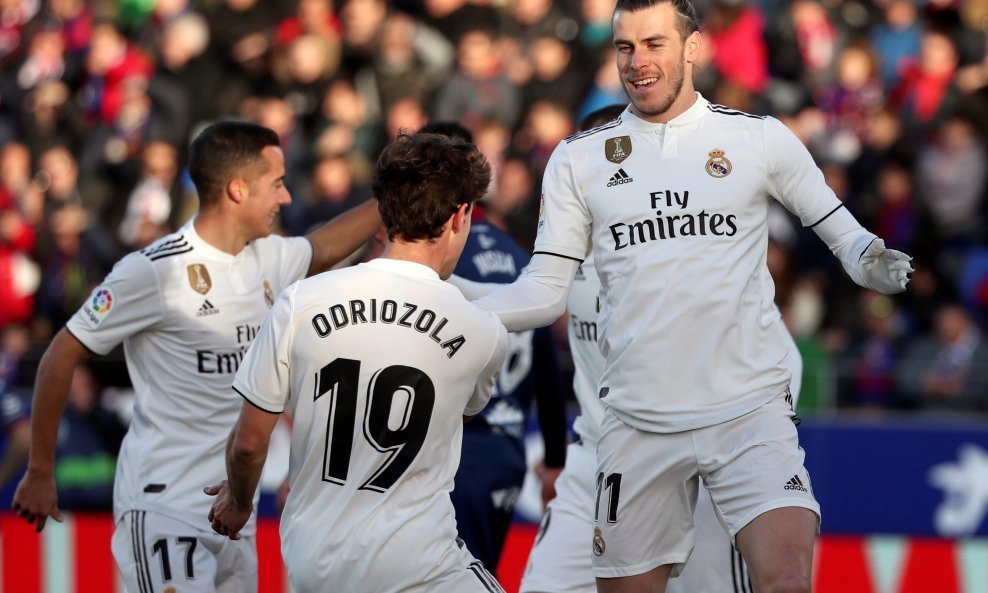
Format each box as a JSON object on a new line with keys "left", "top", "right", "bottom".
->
{"left": 800, "top": 415, "right": 988, "bottom": 538}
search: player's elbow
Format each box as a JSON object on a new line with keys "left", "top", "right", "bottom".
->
{"left": 229, "top": 429, "right": 269, "bottom": 463}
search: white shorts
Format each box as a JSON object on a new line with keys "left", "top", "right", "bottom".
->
{"left": 112, "top": 510, "right": 258, "bottom": 593}
{"left": 519, "top": 441, "right": 597, "bottom": 593}
{"left": 592, "top": 395, "right": 820, "bottom": 579}
{"left": 519, "top": 441, "right": 754, "bottom": 593}
{"left": 286, "top": 533, "right": 505, "bottom": 593}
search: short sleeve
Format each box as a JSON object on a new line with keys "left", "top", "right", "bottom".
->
{"left": 532, "top": 141, "right": 592, "bottom": 261}
{"left": 273, "top": 236, "right": 313, "bottom": 286}
{"left": 464, "top": 314, "right": 509, "bottom": 417}
{"left": 763, "top": 116, "right": 843, "bottom": 227}
{"left": 65, "top": 253, "right": 164, "bottom": 355}
{"left": 232, "top": 282, "right": 299, "bottom": 413}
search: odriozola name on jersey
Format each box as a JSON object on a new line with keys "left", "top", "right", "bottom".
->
{"left": 608, "top": 190, "right": 738, "bottom": 251}
{"left": 311, "top": 298, "right": 466, "bottom": 358}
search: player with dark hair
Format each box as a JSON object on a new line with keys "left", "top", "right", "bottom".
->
{"left": 207, "top": 132, "right": 511, "bottom": 593}
{"left": 13, "top": 120, "right": 380, "bottom": 593}
{"left": 464, "top": 1, "right": 913, "bottom": 591}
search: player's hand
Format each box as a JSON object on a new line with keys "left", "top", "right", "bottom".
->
{"left": 534, "top": 460, "right": 563, "bottom": 509}
{"left": 12, "top": 468, "right": 64, "bottom": 532}
{"left": 205, "top": 481, "right": 252, "bottom": 540}
{"left": 860, "top": 238, "right": 913, "bottom": 294}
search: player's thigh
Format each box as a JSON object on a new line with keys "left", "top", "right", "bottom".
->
{"left": 112, "top": 510, "right": 256, "bottom": 593}
{"left": 668, "top": 483, "right": 747, "bottom": 593}
{"left": 520, "top": 442, "right": 597, "bottom": 593}
{"left": 592, "top": 410, "right": 699, "bottom": 579}
{"left": 698, "top": 395, "right": 821, "bottom": 541}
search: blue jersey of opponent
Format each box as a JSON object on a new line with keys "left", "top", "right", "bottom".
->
{"left": 454, "top": 218, "right": 537, "bottom": 441}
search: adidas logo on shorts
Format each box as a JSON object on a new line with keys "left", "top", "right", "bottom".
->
{"left": 606, "top": 168, "right": 633, "bottom": 187}
{"left": 784, "top": 475, "right": 808, "bottom": 492}
{"left": 196, "top": 299, "right": 220, "bottom": 317}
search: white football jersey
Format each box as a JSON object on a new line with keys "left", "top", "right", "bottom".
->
{"left": 232, "top": 259, "right": 508, "bottom": 591}
{"left": 536, "top": 93, "right": 839, "bottom": 432}
{"left": 566, "top": 255, "right": 605, "bottom": 448}
{"left": 66, "top": 220, "right": 311, "bottom": 533}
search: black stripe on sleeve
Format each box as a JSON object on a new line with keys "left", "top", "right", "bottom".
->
{"left": 806, "top": 204, "right": 844, "bottom": 229}
{"left": 531, "top": 250, "right": 585, "bottom": 264}
{"left": 233, "top": 386, "right": 283, "bottom": 414}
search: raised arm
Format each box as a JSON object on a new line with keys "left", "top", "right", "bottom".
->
{"left": 472, "top": 253, "right": 580, "bottom": 332}
{"left": 12, "top": 329, "right": 93, "bottom": 531}
{"left": 305, "top": 199, "right": 382, "bottom": 276}
{"left": 811, "top": 207, "right": 913, "bottom": 294}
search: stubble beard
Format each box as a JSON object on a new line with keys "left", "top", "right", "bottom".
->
{"left": 626, "top": 52, "right": 686, "bottom": 119}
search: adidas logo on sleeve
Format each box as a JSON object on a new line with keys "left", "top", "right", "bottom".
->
{"left": 606, "top": 169, "right": 633, "bottom": 187}
{"left": 784, "top": 475, "right": 808, "bottom": 492}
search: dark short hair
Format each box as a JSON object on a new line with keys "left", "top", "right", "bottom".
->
{"left": 373, "top": 132, "right": 491, "bottom": 242}
{"left": 188, "top": 121, "right": 281, "bottom": 207}
{"left": 580, "top": 104, "right": 628, "bottom": 132}
{"left": 615, "top": 0, "right": 701, "bottom": 41}
{"left": 419, "top": 121, "right": 474, "bottom": 144}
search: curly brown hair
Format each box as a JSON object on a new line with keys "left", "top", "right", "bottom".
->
{"left": 373, "top": 132, "right": 491, "bottom": 242}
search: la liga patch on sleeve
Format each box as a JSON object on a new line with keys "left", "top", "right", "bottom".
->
{"left": 83, "top": 286, "right": 115, "bottom": 326}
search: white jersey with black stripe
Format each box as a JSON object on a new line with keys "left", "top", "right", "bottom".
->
{"left": 232, "top": 259, "right": 509, "bottom": 592}
{"left": 66, "top": 219, "right": 312, "bottom": 534}
{"left": 536, "top": 93, "right": 838, "bottom": 433}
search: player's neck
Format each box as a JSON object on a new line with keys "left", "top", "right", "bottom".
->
{"left": 193, "top": 210, "right": 251, "bottom": 256}
{"left": 380, "top": 240, "right": 445, "bottom": 277}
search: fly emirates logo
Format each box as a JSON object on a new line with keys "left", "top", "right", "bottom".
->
{"left": 196, "top": 323, "right": 259, "bottom": 374}
{"left": 608, "top": 190, "right": 737, "bottom": 251}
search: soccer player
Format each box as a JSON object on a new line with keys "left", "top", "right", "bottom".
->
{"left": 421, "top": 121, "right": 569, "bottom": 571}
{"left": 206, "top": 132, "right": 510, "bottom": 593}
{"left": 465, "top": 2, "right": 913, "bottom": 592}
{"left": 12, "top": 121, "right": 380, "bottom": 593}
{"left": 519, "top": 253, "right": 804, "bottom": 593}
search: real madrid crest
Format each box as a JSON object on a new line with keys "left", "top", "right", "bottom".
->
{"left": 605, "top": 136, "right": 632, "bottom": 164}
{"left": 705, "top": 148, "right": 732, "bottom": 178}
{"left": 187, "top": 264, "right": 212, "bottom": 295}
{"left": 263, "top": 280, "right": 275, "bottom": 307}
{"left": 592, "top": 527, "right": 606, "bottom": 556}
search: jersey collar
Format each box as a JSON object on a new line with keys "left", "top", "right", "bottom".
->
{"left": 182, "top": 219, "right": 239, "bottom": 263}
{"left": 621, "top": 92, "right": 709, "bottom": 131}
{"left": 363, "top": 258, "right": 441, "bottom": 281}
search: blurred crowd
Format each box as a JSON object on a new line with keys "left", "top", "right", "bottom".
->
{"left": 0, "top": 0, "right": 986, "bottom": 449}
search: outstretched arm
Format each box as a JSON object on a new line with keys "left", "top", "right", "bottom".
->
{"left": 473, "top": 253, "right": 580, "bottom": 332}
{"left": 12, "top": 329, "right": 92, "bottom": 531}
{"left": 206, "top": 402, "right": 280, "bottom": 540}
{"left": 305, "top": 200, "right": 381, "bottom": 276}
{"left": 812, "top": 206, "right": 913, "bottom": 294}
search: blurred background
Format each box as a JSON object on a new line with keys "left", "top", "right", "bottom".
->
{"left": 0, "top": 0, "right": 985, "bottom": 591}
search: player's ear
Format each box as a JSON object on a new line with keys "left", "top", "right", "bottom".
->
{"left": 450, "top": 202, "right": 471, "bottom": 234}
{"left": 685, "top": 30, "right": 701, "bottom": 63}
{"left": 226, "top": 179, "right": 247, "bottom": 204}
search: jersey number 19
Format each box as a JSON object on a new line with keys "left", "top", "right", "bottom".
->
{"left": 315, "top": 357, "right": 434, "bottom": 492}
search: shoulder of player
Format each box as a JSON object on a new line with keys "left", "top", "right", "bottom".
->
{"left": 563, "top": 116, "right": 624, "bottom": 146}
{"left": 703, "top": 101, "right": 767, "bottom": 123}
{"left": 137, "top": 230, "right": 194, "bottom": 264}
